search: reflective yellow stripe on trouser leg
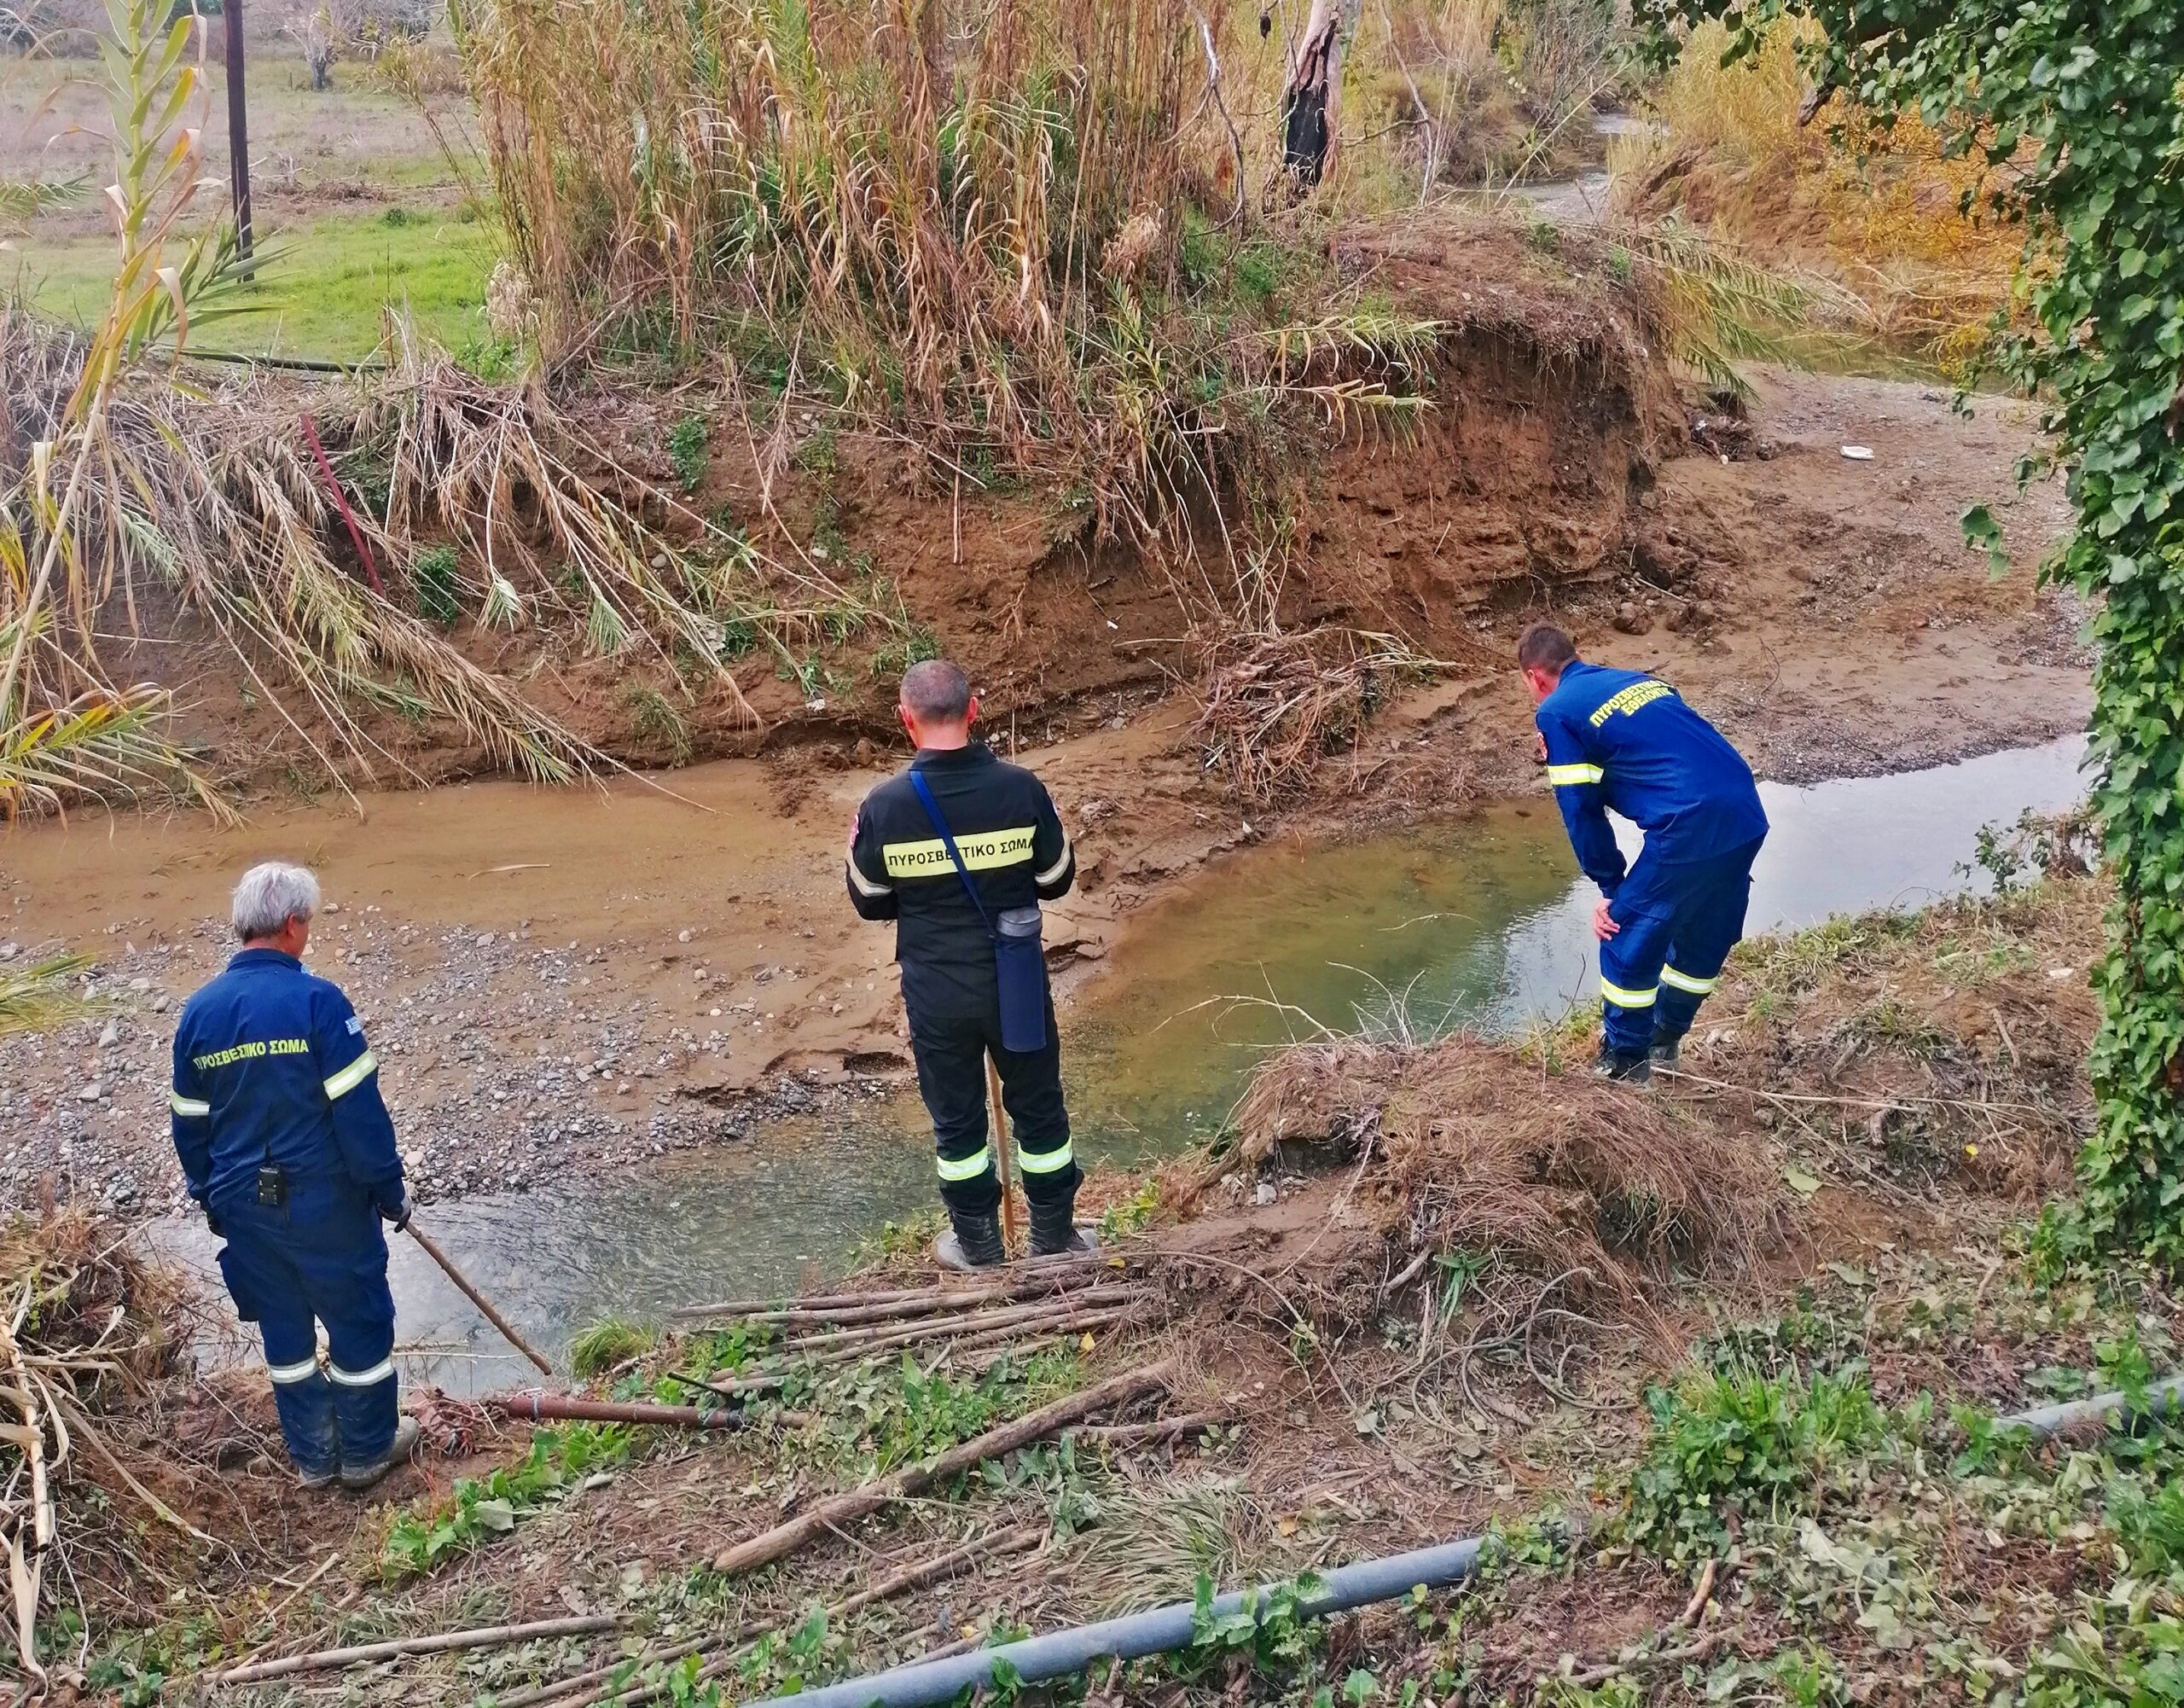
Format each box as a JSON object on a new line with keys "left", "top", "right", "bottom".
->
{"left": 1598, "top": 979, "right": 1658, "bottom": 1008}
{"left": 937, "top": 1146, "right": 992, "bottom": 1182}
{"left": 1660, "top": 966, "right": 1718, "bottom": 996}
{"left": 1015, "top": 1141, "right": 1074, "bottom": 1176}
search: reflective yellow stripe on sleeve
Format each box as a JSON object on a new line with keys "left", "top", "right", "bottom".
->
{"left": 170, "top": 1092, "right": 211, "bottom": 1118}
{"left": 1545, "top": 763, "right": 1604, "bottom": 787}
{"left": 846, "top": 857, "right": 893, "bottom": 898}
{"left": 1599, "top": 979, "right": 1658, "bottom": 1008}
{"left": 323, "top": 1050, "right": 377, "bottom": 1101}
{"left": 937, "top": 1147, "right": 992, "bottom": 1182}
{"left": 1661, "top": 965, "right": 1719, "bottom": 996}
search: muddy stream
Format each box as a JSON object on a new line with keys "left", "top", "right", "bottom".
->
{"left": 133, "top": 738, "right": 2086, "bottom": 1391}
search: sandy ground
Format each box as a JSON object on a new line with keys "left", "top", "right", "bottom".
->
{"left": 0, "top": 363, "right": 2091, "bottom": 1220}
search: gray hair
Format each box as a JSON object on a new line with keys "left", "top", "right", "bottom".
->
{"left": 231, "top": 862, "right": 322, "bottom": 941}
{"left": 900, "top": 658, "right": 972, "bottom": 723}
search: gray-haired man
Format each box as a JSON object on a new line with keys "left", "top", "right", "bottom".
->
{"left": 171, "top": 863, "right": 418, "bottom": 1489}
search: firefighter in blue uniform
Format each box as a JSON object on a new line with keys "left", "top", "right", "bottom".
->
{"left": 1519, "top": 623, "right": 1769, "bottom": 1083}
{"left": 170, "top": 862, "right": 418, "bottom": 1490}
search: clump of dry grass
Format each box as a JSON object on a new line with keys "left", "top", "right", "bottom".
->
{"left": 1228, "top": 1033, "right": 1782, "bottom": 1298}
{"left": 1612, "top": 18, "right": 2024, "bottom": 363}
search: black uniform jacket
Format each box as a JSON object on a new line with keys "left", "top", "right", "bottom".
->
{"left": 847, "top": 743, "right": 1076, "bottom": 1019}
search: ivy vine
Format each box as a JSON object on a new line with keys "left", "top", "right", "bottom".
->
{"left": 1641, "top": 0, "right": 2184, "bottom": 1255}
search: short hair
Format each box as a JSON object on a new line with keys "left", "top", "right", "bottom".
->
{"left": 899, "top": 658, "right": 972, "bottom": 723}
{"left": 231, "top": 862, "right": 321, "bottom": 941}
{"left": 1516, "top": 622, "right": 1578, "bottom": 674}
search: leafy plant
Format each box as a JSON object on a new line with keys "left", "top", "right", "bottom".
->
{"left": 410, "top": 543, "right": 462, "bottom": 626}
{"left": 380, "top": 1422, "right": 631, "bottom": 1576}
{"left": 1623, "top": 1365, "right": 1890, "bottom": 1559}
{"left": 568, "top": 1317, "right": 657, "bottom": 1378}
{"left": 626, "top": 684, "right": 694, "bottom": 764}
{"left": 667, "top": 413, "right": 710, "bottom": 494}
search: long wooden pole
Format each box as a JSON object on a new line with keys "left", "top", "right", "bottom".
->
{"left": 985, "top": 1054, "right": 1019, "bottom": 1252}
{"left": 222, "top": 0, "right": 253, "bottom": 275}
{"left": 404, "top": 1220, "right": 555, "bottom": 1376}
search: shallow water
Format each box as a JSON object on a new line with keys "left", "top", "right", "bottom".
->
{"left": 154, "top": 736, "right": 2090, "bottom": 1389}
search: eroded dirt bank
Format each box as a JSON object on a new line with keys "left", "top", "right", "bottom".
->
{"left": 0, "top": 353, "right": 2088, "bottom": 1220}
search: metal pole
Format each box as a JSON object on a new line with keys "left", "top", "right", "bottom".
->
{"left": 757, "top": 1536, "right": 1485, "bottom": 1708}
{"left": 222, "top": 0, "right": 254, "bottom": 276}
{"left": 404, "top": 1219, "right": 555, "bottom": 1376}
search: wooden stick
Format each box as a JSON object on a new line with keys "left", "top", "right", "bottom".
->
{"left": 406, "top": 1220, "right": 555, "bottom": 1376}
{"left": 712, "top": 1362, "right": 1170, "bottom": 1576}
{"left": 771, "top": 1287, "right": 1145, "bottom": 1359}
{"left": 669, "top": 1264, "right": 1123, "bottom": 1324}
{"left": 481, "top": 1391, "right": 810, "bottom": 1432}
{"left": 210, "top": 1612, "right": 628, "bottom": 1684}
{"left": 687, "top": 1272, "right": 1124, "bottom": 1331}
{"left": 986, "top": 1054, "right": 1019, "bottom": 1253}
{"left": 1063, "top": 1409, "right": 1228, "bottom": 1448}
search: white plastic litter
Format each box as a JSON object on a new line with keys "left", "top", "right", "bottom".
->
{"left": 1840, "top": 444, "right": 1874, "bottom": 461}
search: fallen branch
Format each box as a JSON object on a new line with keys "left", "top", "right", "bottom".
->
{"left": 671, "top": 1263, "right": 1127, "bottom": 1326}
{"left": 1561, "top": 1626, "right": 1736, "bottom": 1690}
{"left": 1063, "top": 1409, "right": 1228, "bottom": 1448}
{"left": 712, "top": 1362, "right": 1170, "bottom": 1576}
{"left": 780, "top": 1293, "right": 1148, "bottom": 1365}
{"left": 210, "top": 1612, "right": 630, "bottom": 1685}
{"left": 481, "top": 1391, "right": 810, "bottom": 1431}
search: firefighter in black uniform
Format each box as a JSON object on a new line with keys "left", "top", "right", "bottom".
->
{"left": 846, "top": 659, "right": 1086, "bottom": 1267}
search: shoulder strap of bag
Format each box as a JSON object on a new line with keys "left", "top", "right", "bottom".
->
{"left": 906, "top": 767, "right": 996, "bottom": 940}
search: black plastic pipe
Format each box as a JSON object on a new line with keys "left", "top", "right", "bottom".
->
{"left": 758, "top": 1535, "right": 1485, "bottom": 1708}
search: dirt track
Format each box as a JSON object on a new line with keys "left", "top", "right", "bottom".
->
{"left": 0, "top": 351, "right": 2089, "bottom": 1221}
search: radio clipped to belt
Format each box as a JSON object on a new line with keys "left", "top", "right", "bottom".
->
{"left": 907, "top": 770, "right": 1048, "bottom": 1052}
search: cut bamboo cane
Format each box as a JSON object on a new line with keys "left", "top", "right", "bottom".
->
{"left": 210, "top": 1612, "right": 630, "bottom": 1685}
{"left": 670, "top": 1264, "right": 1123, "bottom": 1326}
{"left": 712, "top": 1362, "right": 1170, "bottom": 1577}
{"left": 770, "top": 1287, "right": 1145, "bottom": 1359}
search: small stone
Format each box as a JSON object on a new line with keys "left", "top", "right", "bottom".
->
{"left": 78, "top": 1083, "right": 103, "bottom": 1102}
{"left": 97, "top": 1020, "right": 120, "bottom": 1049}
{"left": 1252, "top": 1181, "right": 1278, "bottom": 1206}
{"left": 677, "top": 929, "right": 693, "bottom": 944}
{"left": 151, "top": 993, "right": 171, "bottom": 1014}
{"left": 0, "top": 943, "right": 16, "bottom": 961}
{"left": 477, "top": 932, "right": 497, "bottom": 949}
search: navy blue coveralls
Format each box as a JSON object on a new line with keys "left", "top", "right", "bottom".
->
{"left": 170, "top": 950, "right": 406, "bottom": 1477}
{"left": 1536, "top": 662, "right": 1769, "bottom": 1056}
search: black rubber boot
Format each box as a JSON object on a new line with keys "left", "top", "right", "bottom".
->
{"left": 1593, "top": 1038, "right": 1653, "bottom": 1085}
{"left": 1029, "top": 1198, "right": 1098, "bottom": 1259}
{"left": 1648, "top": 1029, "right": 1682, "bottom": 1071}
{"left": 936, "top": 1210, "right": 1006, "bottom": 1271}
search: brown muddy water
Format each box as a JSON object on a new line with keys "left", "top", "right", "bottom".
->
{"left": 154, "top": 736, "right": 2088, "bottom": 1391}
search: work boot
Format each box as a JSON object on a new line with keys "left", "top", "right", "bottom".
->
{"left": 297, "top": 1457, "right": 340, "bottom": 1491}
{"left": 1593, "top": 1039, "right": 1653, "bottom": 1086}
{"left": 1648, "top": 1029, "right": 1682, "bottom": 1072}
{"left": 340, "top": 1415, "right": 419, "bottom": 1492}
{"left": 935, "top": 1210, "right": 1006, "bottom": 1271}
{"left": 1029, "top": 1198, "right": 1100, "bottom": 1259}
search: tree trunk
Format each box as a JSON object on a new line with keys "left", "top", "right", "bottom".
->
{"left": 1280, "top": 0, "right": 1345, "bottom": 189}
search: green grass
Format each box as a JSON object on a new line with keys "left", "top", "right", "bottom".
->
{"left": 13, "top": 202, "right": 498, "bottom": 363}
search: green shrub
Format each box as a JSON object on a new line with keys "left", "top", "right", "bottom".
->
{"left": 1623, "top": 1366, "right": 1890, "bottom": 1559}
{"left": 410, "top": 544, "right": 462, "bottom": 627}
{"left": 667, "top": 413, "right": 710, "bottom": 493}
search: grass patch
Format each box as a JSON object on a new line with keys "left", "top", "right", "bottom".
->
{"left": 567, "top": 1317, "right": 659, "bottom": 1378}
{"left": 15, "top": 204, "right": 497, "bottom": 363}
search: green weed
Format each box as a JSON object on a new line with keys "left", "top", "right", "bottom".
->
{"left": 380, "top": 1422, "right": 632, "bottom": 1577}
{"left": 410, "top": 543, "right": 462, "bottom": 626}
{"left": 567, "top": 1317, "right": 658, "bottom": 1378}
{"left": 626, "top": 684, "right": 694, "bottom": 764}
{"left": 1623, "top": 1365, "right": 1891, "bottom": 1560}
{"left": 667, "top": 413, "right": 711, "bottom": 493}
